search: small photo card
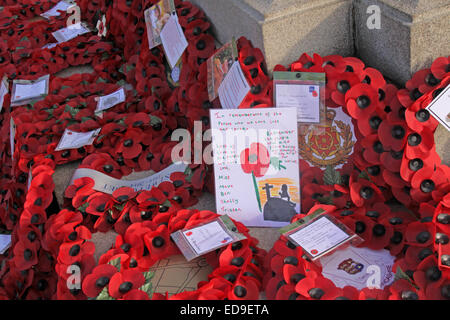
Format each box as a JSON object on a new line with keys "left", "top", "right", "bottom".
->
{"left": 160, "top": 13, "right": 188, "bottom": 69}
{"left": 280, "top": 210, "right": 363, "bottom": 261}
{"left": 218, "top": 60, "right": 250, "bottom": 109}
{"left": 96, "top": 88, "right": 126, "bottom": 112}
{"left": 207, "top": 40, "right": 238, "bottom": 101}
{"left": 426, "top": 83, "right": 450, "bottom": 132}
{"left": 11, "top": 74, "right": 49, "bottom": 106}
{"left": 144, "top": 0, "right": 175, "bottom": 49}
{"left": 40, "top": 0, "right": 75, "bottom": 19}
{"left": 0, "top": 234, "right": 11, "bottom": 255}
{"left": 320, "top": 246, "right": 395, "bottom": 290}
{"left": 55, "top": 128, "right": 101, "bottom": 152}
{"left": 210, "top": 107, "right": 301, "bottom": 227}
{"left": 0, "top": 76, "right": 9, "bottom": 113}
{"left": 52, "top": 22, "right": 90, "bottom": 43}
{"left": 171, "top": 215, "right": 247, "bottom": 261}
{"left": 274, "top": 71, "right": 326, "bottom": 124}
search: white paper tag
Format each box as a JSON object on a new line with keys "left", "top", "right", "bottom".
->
{"left": 160, "top": 14, "right": 188, "bottom": 69}
{"left": 96, "top": 88, "right": 126, "bottom": 112}
{"left": 69, "top": 162, "right": 188, "bottom": 194}
{"left": 11, "top": 75, "right": 49, "bottom": 106}
{"left": 0, "top": 76, "right": 8, "bottom": 113}
{"left": 320, "top": 246, "right": 395, "bottom": 290}
{"left": 426, "top": 84, "right": 450, "bottom": 132}
{"left": 183, "top": 221, "right": 234, "bottom": 255}
{"left": 218, "top": 61, "right": 250, "bottom": 109}
{"left": 55, "top": 128, "right": 101, "bottom": 152}
{"left": 289, "top": 215, "right": 351, "bottom": 258}
{"left": 42, "top": 43, "right": 58, "bottom": 49}
{"left": 0, "top": 234, "right": 11, "bottom": 255}
{"left": 10, "top": 117, "right": 15, "bottom": 161}
{"left": 40, "top": 0, "right": 74, "bottom": 19}
{"left": 275, "top": 84, "right": 321, "bottom": 123}
{"left": 171, "top": 66, "right": 180, "bottom": 83}
{"left": 52, "top": 22, "right": 90, "bottom": 43}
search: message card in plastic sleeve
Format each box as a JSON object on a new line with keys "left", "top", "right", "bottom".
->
{"left": 171, "top": 215, "right": 247, "bottom": 261}
{"left": 11, "top": 75, "right": 49, "bottom": 106}
{"left": 280, "top": 209, "right": 363, "bottom": 262}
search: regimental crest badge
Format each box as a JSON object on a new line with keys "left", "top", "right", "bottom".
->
{"left": 338, "top": 258, "right": 364, "bottom": 275}
{"left": 299, "top": 109, "right": 355, "bottom": 168}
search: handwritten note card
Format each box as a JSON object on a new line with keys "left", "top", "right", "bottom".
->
{"left": 96, "top": 88, "right": 126, "bottom": 112}
{"left": 210, "top": 107, "right": 300, "bottom": 227}
{"left": 160, "top": 14, "right": 188, "bottom": 69}
{"left": 55, "top": 128, "right": 101, "bottom": 151}
{"left": 218, "top": 61, "right": 250, "bottom": 109}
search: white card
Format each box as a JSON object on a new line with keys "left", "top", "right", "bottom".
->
{"left": 0, "top": 76, "right": 8, "bottom": 113}
{"left": 0, "top": 234, "right": 11, "bottom": 255}
{"left": 218, "top": 61, "right": 250, "bottom": 109}
{"left": 42, "top": 43, "right": 58, "bottom": 49}
{"left": 210, "top": 107, "right": 301, "bottom": 227}
{"left": 52, "top": 22, "right": 90, "bottom": 43}
{"left": 275, "top": 84, "right": 321, "bottom": 123}
{"left": 11, "top": 75, "right": 49, "bottom": 106}
{"left": 55, "top": 128, "right": 101, "bottom": 152}
{"left": 160, "top": 14, "right": 188, "bottom": 69}
{"left": 426, "top": 84, "right": 450, "bottom": 132}
{"left": 10, "top": 117, "right": 15, "bottom": 161}
{"left": 183, "top": 221, "right": 233, "bottom": 255}
{"left": 289, "top": 216, "right": 350, "bottom": 258}
{"left": 40, "top": 0, "right": 74, "bottom": 19}
{"left": 320, "top": 246, "right": 395, "bottom": 290}
{"left": 96, "top": 88, "right": 126, "bottom": 112}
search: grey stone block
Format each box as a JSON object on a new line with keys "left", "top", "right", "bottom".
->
{"left": 191, "top": 0, "right": 354, "bottom": 72}
{"left": 354, "top": 0, "right": 450, "bottom": 84}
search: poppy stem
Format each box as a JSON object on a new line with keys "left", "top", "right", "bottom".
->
{"left": 252, "top": 171, "right": 262, "bottom": 212}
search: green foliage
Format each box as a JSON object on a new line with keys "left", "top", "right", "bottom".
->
{"left": 323, "top": 165, "right": 342, "bottom": 185}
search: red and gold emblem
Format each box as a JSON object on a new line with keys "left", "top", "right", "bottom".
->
{"left": 299, "top": 109, "right": 355, "bottom": 168}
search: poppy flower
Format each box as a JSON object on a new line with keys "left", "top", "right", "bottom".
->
{"left": 108, "top": 268, "right": 146, "bottom": 299}
{"left": 86, "top": 192, "right": 113, "bottom": 216}
{"left": 388, "top": 279, "right": 421, "bottom": 300}
{"left": 359, "top": 67, "right": 386, "bottom": 91}
{"left": 410, "top": 166, "right": 449, "bottom": 203}
{"left": 378, "top": 119, "right": 409, "bottom": 151}
{"left": 405, "top": 98, "right": 438, "bottom": 134}
{"left": 290, "top": 53, "right": 324, "bottom": 73}
{"left": 345, "top": 83, "right": 379, "bottom": 119}
{"left": 405, "top": 221, "right": 434, "bottom": 247}
{"left": 349, "top": 176, "right": 384, "bottom": 207}
{"left": 240, "top": 143, "right": 270, "bottom": 178}
{"left": 228, "top": 279, "right": 260, "bottom": 300}
{"left": 423, "top": 279, "right": 450, "bottom": 300}
{"left": 12, "top": 240, "right": 38, "bottom": 271}
{"left": 295, "top": 276, "right": 340, "bottom": 300}
{"left": 143, "top": 224, "right": 179, "bottom": 261}
{"left": 413, "top": 255, "right": 443, "bottom": 291}
{"left": 57, "top": 240, "right": 96, "bottom": 266}
{"left": 358, "top": 287, "right": 390, "bottom": 300}
{"left": 400, "top": 151, "right": 440, "bottom": 183}
{"left": 360, "top": 134, "right": 386, "bottom": 165}
{"left": 82, "top": 264, "right": 118, "bottom": 298}
{"left": 431, "top": 56, "right": 450, "bottom": 79}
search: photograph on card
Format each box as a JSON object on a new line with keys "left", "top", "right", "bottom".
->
{"left": 207, "top": 40, "right": 238, "bottom": 101}
{"left": 144, "top": 0, "right": 175, "bottom": 49}
{"left": 210, "top": 107, "right": 301, "bottom": 227}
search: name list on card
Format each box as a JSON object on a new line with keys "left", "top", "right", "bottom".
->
{"left": 210, "top": 107, "right": 300, "bottom": 227}
{"left": 426, "top": 84, "right": 450, "bottom": 132}
{"left": 218, "top": 61, "right": 250, "bottom": 109}
{"left": 276, "top": 84, "right": 321, "bottom": 123}
{"left": 55, "top": 128, "right": 101, "bottom": 152}
{"left": 52, "top": 22, "right": 90, "bottom": 43}
{"left": 160, "top": 14, "right": 188, "bottom": 69}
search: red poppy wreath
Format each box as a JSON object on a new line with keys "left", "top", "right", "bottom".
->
{"left": 265, "top": 53, "right": 450, "bottom": 300}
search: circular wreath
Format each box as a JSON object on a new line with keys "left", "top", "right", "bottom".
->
{"left": 265, "top": 53, "right": 450, "bottom": 300}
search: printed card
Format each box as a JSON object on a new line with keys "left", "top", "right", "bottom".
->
{"left": 0, "top": 76, "right": 8, "bottom": 113}
{"left": 55, "top": 128, "right": 101, "bottom": 151}
{"left": 0, "top": 234, "right": 11, "bottom": 255}
{"left": 171, "top": 215, "right": 246, "bottom": 261}
{"left": 426, "top": 84, "right": 450, "bottom": 132}
{"left": 11, "top": 75, "right": 49, "bottom": 106}
{"left": 274, "top": 71, "right": 326, "bottom": 124}
{"left": 218, "top": 61, "right": 250, "bottom": 109}
{"left": 288, "top": 215, "right": 351, "bottom": 258}
{"left": 160, "top": 14, "right": 188, "bottom": 69}
{"left": 144, "top": 0, "right": 175, "bottom": 49}
{"left": 52, "top": 22, "right": 90, "bottom": 43}
{"left": 207, "top": 41, "right": 238, "bottom": 101}
{"left": 96, "top": 88, "right": 126, "bottom": 112}
{"left": 41, "top": 0, "right": 75, "bottom": 19}
{"left": 320, "top": 246, "right": 395, "bottom": 290}
{"left": 210, "top": 107, "right": 300, "bottom": 227}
